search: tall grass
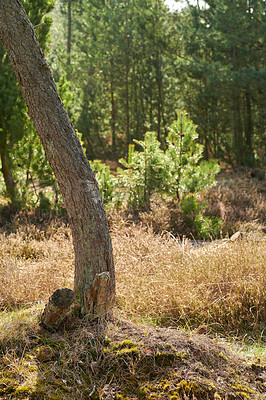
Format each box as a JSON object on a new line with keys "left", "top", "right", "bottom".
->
{"left": 0, "top": 223, "right": 74, "bottom": 308}
{"left": 0, "top": 218, "right": 265, "bottom": 336}
{"left": 113, "top": 224, "right": 265, "bottom": 335}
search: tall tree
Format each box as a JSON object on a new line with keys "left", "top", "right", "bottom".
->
{"left": 0, "top": 0, "right": 115, "bottom": 317}
{"left": 179, "top": 0, "right": 266, "bottom": 166}
{"left": 0, "top": 0, "right": 55, "bottom": 203}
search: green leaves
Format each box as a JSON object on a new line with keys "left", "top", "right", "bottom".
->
{"left": 90, "top": 160, "right": 116, "bottom": 205}
{"left": 118, "top": 131, "right": 167, "bottom": 209}
{"left": 117, "top": 112, "right": 220, "bottom": 215}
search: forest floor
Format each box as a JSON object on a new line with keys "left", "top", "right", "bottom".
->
{"left": 0, "top": 169, "right": 265, "bottom": 399}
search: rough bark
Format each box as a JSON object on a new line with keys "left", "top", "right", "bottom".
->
{"left": 0, "top": 133, "right": 17, "bottom": 201}
{"left": 0, "top": 0, "right": 115, "bottom": 316}
{"left": 244, "top": 86, "right": 254, "bottom": 166}
{"left": 41, "top": 288, "right": 75, "bottom": 330}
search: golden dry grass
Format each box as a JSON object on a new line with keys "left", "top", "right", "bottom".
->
{"left": 113, "top": 224, "right": 266, "bottom": 335}
{"left": 0, "top": 218, "right": 265, "bottom": 337}
{"left": 0, "top": 173, "right": 265, "bottom": 399}
{"left": 0, "top": 223, "right": 74, "bottom": 308}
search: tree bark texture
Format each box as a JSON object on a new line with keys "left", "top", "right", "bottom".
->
{"left": 0, "top": 0, "right": 115, "bottom": 316}
{"left": 41, "top": 288, "right": 75, "bottom": 330}
{"left": 0, "top": 133, "right": 17, "bottom": 201}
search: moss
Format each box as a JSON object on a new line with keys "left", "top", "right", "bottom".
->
{"left": 103, "top": 338, "right": 112, "bottom": 347}
{"left": 115, "top": 394, "right": 130, "bottom": 400}
{"left": 175, "top": 351, "right": 188, "bottom": 362}
{"left": 149, "top": 393, "right": 161, "bottom": 399}
{"left": 158, "top": 379, "right": 171, "bottom": 392}
{"left": 36, "top": 345, "right": 56, "bottom": 362}
{"left": 251, "top": 362, "right": 265, "bottom": 373}
{"left": 155, "top": 351, "right": 175, "bottom": 367}
{"left": 230, "top": 382, "right": 256, "bottom": 394}
{"left": 15, "top": 384, "right": 36, "bottom": 395}
{"left": 112, "top": 340, "right": 136, "bottom": 351}
{"left": 236, "top": 392, "right": 251, "bottom": 399}
{"left": 218, "top": 352, "right": 229, "bottom": 362}
{"left": 115, "top": 347, "right": 139, "bottom": 357}
{"left": 0, "top": 376, "right": 18, "bottom": 394}
{"left": 137, "top": 385, "right": 149, "bottom": 397}
{"left": 109, "top": 340, "right": 140, "bottom": 360}
{"left": 177, "top": 379, "right": 213, "bottom": 398}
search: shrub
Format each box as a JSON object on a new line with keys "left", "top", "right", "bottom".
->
{"left": 116, "top": 111, "right": 221, "bottom": 238}
{"left": 165, "top": 112, "right": 220, "bottom": 200}
{"left": 118, "top": 132, "right": 167, "bottom": 209}
{"left": 90, "top": 160, "right": 116, "bottom": 205}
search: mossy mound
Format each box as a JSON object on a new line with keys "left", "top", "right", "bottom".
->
{"left": 0, "top": 307, "right": 265, "bottom": 399}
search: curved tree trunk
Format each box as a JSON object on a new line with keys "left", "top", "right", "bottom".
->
{"left": 0, "top": 0, "right": 115, "bottom": 317}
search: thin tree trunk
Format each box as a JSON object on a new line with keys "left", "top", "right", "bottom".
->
{"left": 67, "top": 0, "right": 71, "bottom": 67}
{"left": 138, "top": 64, "right": 146, "bottom": 137}
{"left": 149, "top": 84, "right": 153, "bottom": 130}
{"left": 0, "top": 152, "right": 16, "bottom": 201}
{"left": 0, "top": 0, "right": 115, "bottom": 317}
{"left": 232, "top": 46, "right": 244, "bottom": 165}
{"left": 110, "top": 70, "right": 116, "bottom": 155}
{"left": 157, "top": 77, "right": 161, "bottom": 142}
{"left": 244, "top": 85, "right": 254, "bottom": 165}
{"left": 0, "top": 133, "right": 17, "bottom": 201}
{"left": 233, "top": 87, "right": 243, "bottom": 164}
{"left": 125, "top": 2, "right": 130, "bottom": 148}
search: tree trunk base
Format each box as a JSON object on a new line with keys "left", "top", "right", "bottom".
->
{"left": 84, "top": 271, "right": 113, "bottom": 318}
{"left": 41, "top": 272, "right": 113, "bottom": 330}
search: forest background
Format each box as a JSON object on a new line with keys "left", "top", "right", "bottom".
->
{"left": 0, "top": 0, "right": 265, "bottom": 213}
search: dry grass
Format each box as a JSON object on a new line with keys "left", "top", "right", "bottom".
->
{"left": 0, "top": 172, "right": 265, "bottom": 399}
{"left": 204, "top": 170, "right": 266, "bottom": 233}
{"left": 0, "top": 308, "right": 265, "bottom": 400}
{"left": 0, "top": 217, "right": 265, "bottom": 337}
{"left": 113, "top": 224, "right": 266, "bottom": 335}
{"left": 0, "top": 223, "right": 74, "bottom": 308}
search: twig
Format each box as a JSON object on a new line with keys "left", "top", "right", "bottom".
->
{"left": 34, "top": 22, "right": 45, "bottom": 30}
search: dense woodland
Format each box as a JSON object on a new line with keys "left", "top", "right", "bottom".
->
{"left": 0, "top": 3, "right": 265, "bottom": 398}
{"left": 0, "top": 0, "right": 265, "bottom": 206}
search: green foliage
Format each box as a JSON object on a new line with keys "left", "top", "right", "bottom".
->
{"left": 165, "top": 112, "right": 220, "bottom": 200}
{"left": 180, "top": 195, "right": 222, "bottom": 240}
{"left": 90, "top": 160, "right": 116, "bottom": 205}
{"left": 118, "top": 112, "right": 220, "bottom": 207}
{"left": 179, "top": 0, "right": 266, "bottom": 166}
{"left": 118, "top": 132, "right": 167, "bottom": 209}
{"left": 116, "top": 112, "right": 221, "bottom": 238}
{"left": 0, "top": 0, "right": 55, "bottom": 205}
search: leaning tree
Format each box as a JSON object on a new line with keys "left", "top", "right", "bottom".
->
{"left": 0, "top": 0, "right": 115, "bottom": 326}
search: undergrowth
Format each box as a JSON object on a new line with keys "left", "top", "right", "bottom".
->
{"left": 0, "top": 171, "right": 265, "bottom": 399}
{"left": 0, "top": 308, "right": 265, "bottom": 400}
